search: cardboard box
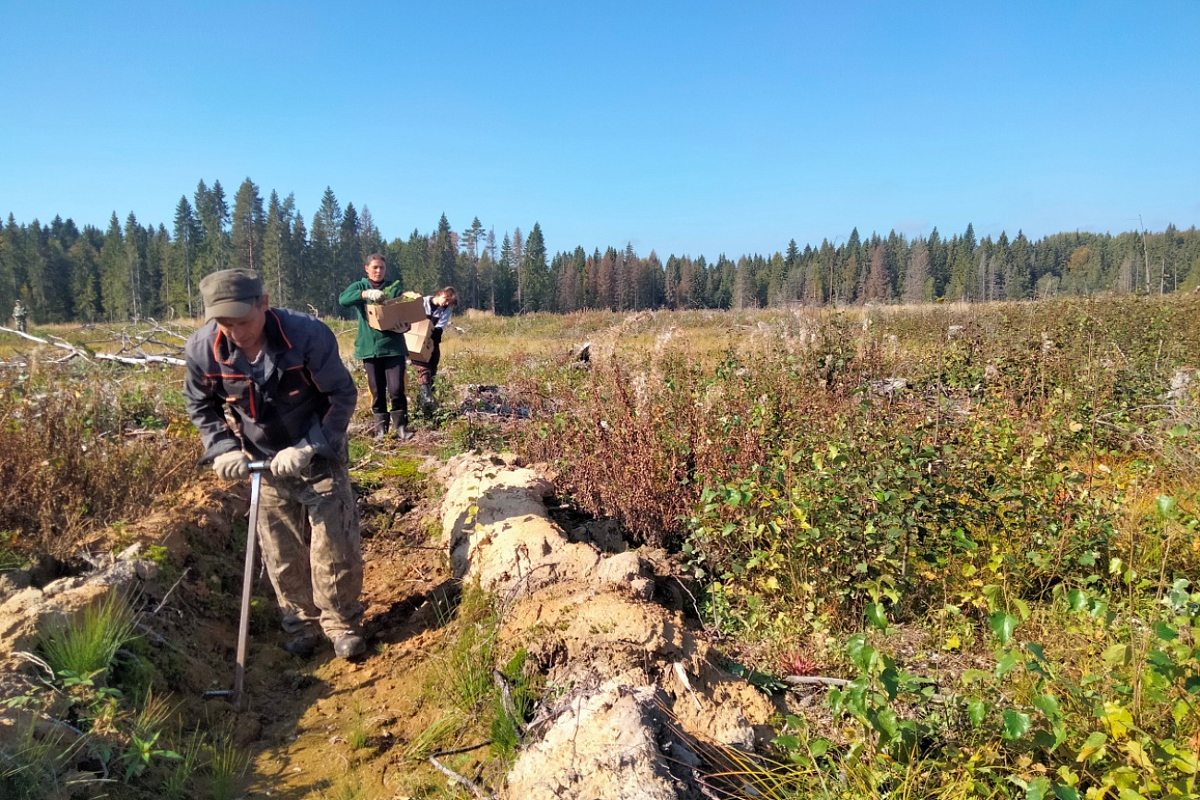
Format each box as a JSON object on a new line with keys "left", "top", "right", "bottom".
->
{"left": 405, "top": 318, "right": 435, "bottom": 361}
{"left": 366, "top": 297, "right": 426, "bottom": 332}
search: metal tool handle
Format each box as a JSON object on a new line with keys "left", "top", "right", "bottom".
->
{"left": 233, "top": 458, "right": 271, "bottom": 710}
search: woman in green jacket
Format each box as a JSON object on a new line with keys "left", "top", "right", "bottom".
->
{"left": 338, "top": 253, "right": 413, "bottom": 440}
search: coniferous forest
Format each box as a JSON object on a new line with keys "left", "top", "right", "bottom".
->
{"left": 3, "top": 177, "right": 1199, "bottom": 324}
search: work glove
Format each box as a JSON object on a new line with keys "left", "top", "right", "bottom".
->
{"left": 362, "top": 289, "right": 385, "bottom": 303}
{"left": 213, "top": 450, "right": 251, "bottom": 481}
{"left": 272, "top": 445, "right": 315, "bottom": 478}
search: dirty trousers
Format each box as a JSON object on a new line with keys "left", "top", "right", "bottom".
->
{"left": 410, "top": 328, "right": 442, "bottom": 386}
{"left": 255, "top": 457, "right": 364, "bottom": 640}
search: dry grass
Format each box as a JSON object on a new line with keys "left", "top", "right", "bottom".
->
{"left": 0, "top": 365, "right": 197, "bottom": 557}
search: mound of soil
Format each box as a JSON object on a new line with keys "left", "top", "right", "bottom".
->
{"left": 2, "top": 449, "right": 788, "bottom": 799}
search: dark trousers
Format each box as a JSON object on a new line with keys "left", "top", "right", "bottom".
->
{"left": 411, "top": 328, "right": 442, "bottom": 386}
{"left": 364, "top": 356, "right": 407, "bottom": 425}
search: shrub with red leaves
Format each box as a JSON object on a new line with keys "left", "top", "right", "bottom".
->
{"left": 780, "top": 650, "right": 819, "bottom": 676}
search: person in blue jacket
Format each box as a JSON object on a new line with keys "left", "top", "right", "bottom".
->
{"left": 338, "top": 253, "right": 413, "bottom": 440}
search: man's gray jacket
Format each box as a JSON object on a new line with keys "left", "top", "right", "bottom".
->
{"left": 184, "top": 307, "right": 357, "bottom": 461}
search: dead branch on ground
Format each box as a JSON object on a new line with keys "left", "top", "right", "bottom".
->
{"left": 429, "top": 756, "right": 493, "bottom": 800}
{"left": 0, "top": 325, "right": 185, "bottom": 367}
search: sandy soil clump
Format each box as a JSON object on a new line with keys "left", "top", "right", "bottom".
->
{"left": 439, "top": 452, "right": 777, "bottom": 800}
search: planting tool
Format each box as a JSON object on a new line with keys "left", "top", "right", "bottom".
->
{"left": 204, "top": 458, "right": 271, "bottom": 710}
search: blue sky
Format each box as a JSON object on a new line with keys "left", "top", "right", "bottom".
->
{"left": 2, "top": 1, "right": 1197, "bottom": 260}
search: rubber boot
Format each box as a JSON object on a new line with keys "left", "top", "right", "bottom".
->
{"left": 371, "top": 412, "right": 389, "bottom": 440}
{"left": 419, "top": 384, "right": 435, "bottom": 416}
{"left": 391, "top": 411, "right": 413, "bottom": 441}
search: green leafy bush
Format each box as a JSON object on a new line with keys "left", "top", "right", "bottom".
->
{"left": 523, "top": 297, "right": 1197, "bottom": 634}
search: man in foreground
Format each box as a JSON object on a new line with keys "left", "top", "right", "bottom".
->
{"left": 183, "top": 269, "right": 366, "bottom": 660}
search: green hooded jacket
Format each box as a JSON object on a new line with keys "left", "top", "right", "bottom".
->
{"left": 338, "top": 277, "right": 409, "bottom": 360}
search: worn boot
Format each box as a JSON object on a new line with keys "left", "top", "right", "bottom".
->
{"left": 419, "top": 384, "right": 435, "bottom": 416}
{"left": 390, "top": 411, "right": 414, "bottom": 441}
{"left": 371, "top": 412, "right": 389, "bottom": 440}
{"left": 333, "top": 633, "right": 366, "bottom": 660}
{"left": 283, "top": 631, "right": 322, "bottom": 659}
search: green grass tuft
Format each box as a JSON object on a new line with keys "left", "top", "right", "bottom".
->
{"left": 347, "top": 694, "right": 371, "bottom": 751}
{"left": 403, "top": 713, "right": 461, "bottom": 762}
{"left": 489, "top": 648, "right": 536, "bottom": 761}
{"left": 322, "top": 773, "right": 367, "bottom": 800}
{"left": 160, "top": 729, "right": 205, "bottom": 800}
{"left": 38, "top": 591, "right": 140, "bottom": 682}
{"left": 0, "top": 705, "right": 93, "bottom": 800}
{"left": 206, "top": 730, "right": 250, "bottom": 800}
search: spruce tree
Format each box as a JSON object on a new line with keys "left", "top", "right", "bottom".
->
{"left": 194, "top": 179, "right": 230, "bottom": 278}
{"left": 572, "top": 246, "right": 587, "bottom": 311}
{"left": 141, "top": 224, "right": 166, "bottom": 318}
{"left": 664, "top": 255, "right": 680, "bottom": 309}
{"left": 809, "top": 241, "right": 831, "bottom": 304}
{"left": 641, "top": 250, "right": 664, "bottom": 309}
{"left": 280, "top": 194, "right": 302, "bottom": 304}
{"left": 461, "top": 216, "right": 485, "bottom": 309}
{"left": 210, "top": 181, "right": 230, "bottom": 271}
{"left": 230, "top": 178, "right": 265, "bottom": 272}
{"left": 927, "top": 228, "right": 947, "bottom": 297}
{"left": 477, "top": 248, "right": 495, "bottom": 313}
{"left": 993, "top": 231, "right": 1013, "bottom": 300}
{"left": 765, "top": 252, "right": 786, "bottom": 306}
{"left": 522, "top": 223, "right": 549, "bottom": 310}
{"left": 963, "top": 222, "right": 977, "bottom": 255}
{"left": 904, "top": 239, "right": 931, "bottom": 304}
{"left": 885, "top": 231, "right": 907, "bottom": 300}
{"left": 676, "top": 255, "right": 695, "bottom": 309}
{"left": 306, "top": 187, "right": 342, "bottom": 307}
{"left": 710, "top": 255, "right": 735, "bottom": 309}
{"left": 289, "top": 211, "right": 309, "bottom": 309}
{"left": 511, "top": 228, "right": 524, "bottom": 312}
{"left": 1010, "top": 231, "right": 1034, "bottom": 299}
{"left": 99, "top": 213, "right": 127, "bottom": 320}
{"left": 23, "top": 221, "right": 52, "bottom": 322}
{"left": 338, "top": 204, "right": 362, "bottom": 309}
{"left": 262, "top": 191, "right": 285, "bottom": 305}
{"left": 172, "top": 196, "right": 199, "bottom": 316}
{"left": 481, "top": 228, "right": 498, "bottom": 312}
{"left": 1, "top": 216, "right": 27, "bottom": 318}
{"left": 597, "top": 247, "right": 617, "bottom": 310}
{"left": 123, "top": 213, "right": 149, "bottom": 320}
{"left": 308, "top": 206, "right": 334, "bottom": 313}
{"left": 433, "top": 213, "right": 456, "bottom": 291}
{"left": 359, "top": 205, "right": 384, "bottom": 257}
{"left": 400, "top": 228, "right": 430, "bottom": 297}
{"left": 49, "top": 215, "right": 79, "bottom": 250}
{"left": 69, "top": 236, "right": 102, "bottom": 321}
{"left": 785, "top": 238, "right": 800, "bottom": 271}
{"left": 862, "top": 243, "right": 890, "bottom": 303}
{"left": 496, "top": 233, "right": 515, "bottom": 314}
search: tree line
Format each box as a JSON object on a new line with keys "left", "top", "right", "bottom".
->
{"left": 3, "top": 176, "right": 1199, "bottom": 325}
